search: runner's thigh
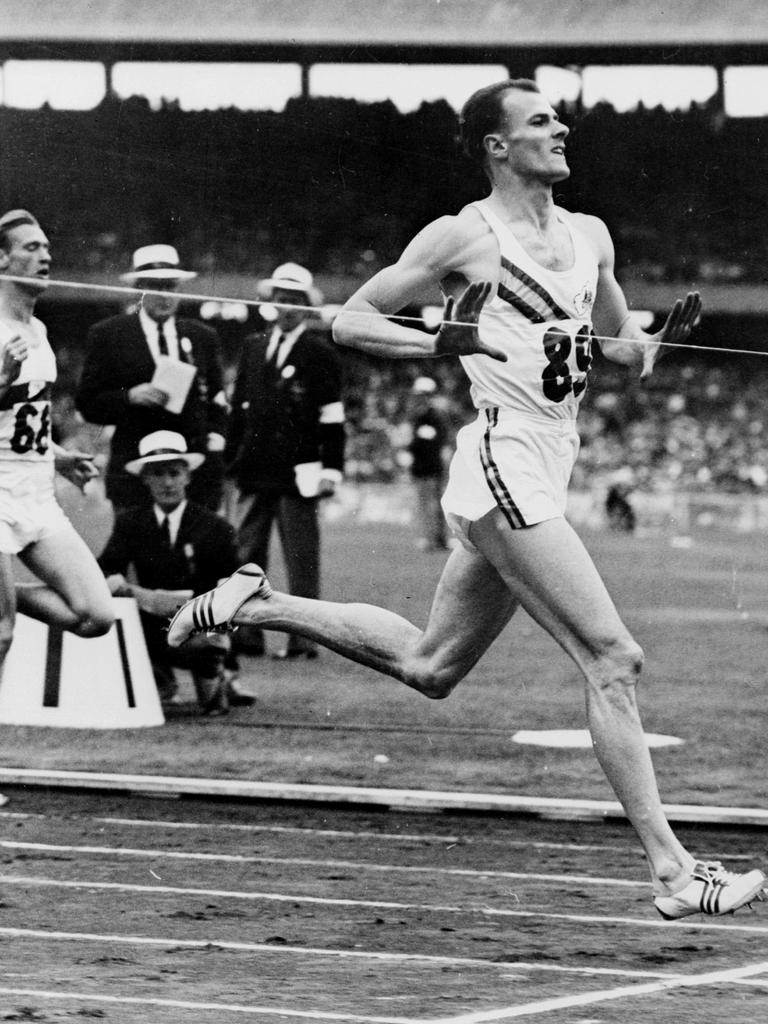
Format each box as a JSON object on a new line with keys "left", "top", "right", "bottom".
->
{"left": 417, "top": 543, "right": 519, "bottom": 675}
{"left": 470, "top": 508, "right": 632, "bottom": 662}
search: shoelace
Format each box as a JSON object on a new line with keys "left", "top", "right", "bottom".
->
{"left": 692, "top": 860, "right": 736, "bottom": 886}
{"left": 690, "top": 860, "right": 767, "bottom": 913}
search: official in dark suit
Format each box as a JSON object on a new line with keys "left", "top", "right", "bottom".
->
{"left": 98, "top": 430, "right": 255, "bottom": 715}
{"left": 226, "top": 263, "right": 346, "bottom": 659}
{"left": 76, "top": 245, "right": 228, "bottom": 512}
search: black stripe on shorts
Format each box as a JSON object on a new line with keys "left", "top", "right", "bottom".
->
{"left": 480, "top": 408, "right": 527, "bottom": 529}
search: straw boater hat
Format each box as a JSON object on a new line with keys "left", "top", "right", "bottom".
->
{"left": 121, "top": 244, "right": 197, "bottom": 283}
{"left": 258, "top": 262, "right": 323, "bottom": 307}
{"left": 125, "top": 431, "right": 205, "bottom": 476}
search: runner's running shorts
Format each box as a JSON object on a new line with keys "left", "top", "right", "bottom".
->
{"left": 441, "top": 408, "right": 580, "bottom": 550}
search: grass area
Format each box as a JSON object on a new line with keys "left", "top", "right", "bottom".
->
{"left": 2, "top": 506, "right": 768, "bottom": 809}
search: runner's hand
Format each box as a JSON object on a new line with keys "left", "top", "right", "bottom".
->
{"left": 0, "top": 335, "right": 28, "bottom": 388}
{"left": 55, "top": 450, "right": 99, "bottom": 492}
{"left": 434, "top": 281, "right": 506, "bottom": 361}
{"left": 640, "top": 291, "right": 701, "bottom": 380}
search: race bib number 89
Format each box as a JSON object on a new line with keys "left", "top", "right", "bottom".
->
{"left": 541, "top": 324, "right": 593, "bottom": 402}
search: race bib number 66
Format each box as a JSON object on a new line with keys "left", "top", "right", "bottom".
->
{"left": 10, "top": 400, "right": 51, "bottom": 455}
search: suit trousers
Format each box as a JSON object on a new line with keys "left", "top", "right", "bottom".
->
{"left": 234, "top": 489, "right": 320, "bottom": 655}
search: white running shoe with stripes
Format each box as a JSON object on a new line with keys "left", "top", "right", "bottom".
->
{"left": 167, "top": 564, "right": 272, "bottom": 648}
{"left": 654, "top": 861, "right": 766, "bottom": 920}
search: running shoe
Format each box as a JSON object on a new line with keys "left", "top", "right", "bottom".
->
{"left": 654, "top": 861, "right": 766, "bottom": 920}
{"left": 167, "top": 564, "right": 272, "bottom": 648}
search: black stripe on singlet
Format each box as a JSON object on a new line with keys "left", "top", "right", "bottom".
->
{"left": 480, "top": 408, "right": 527, "bottom": 529}
{"left": 497, "top": 284, "right": 547, "bottom": 324}
{"left": 0, "top": 382, "right": 51, "bottom": 411}
{"left": 498, "top": 256, "right": 571, "bottom": 322}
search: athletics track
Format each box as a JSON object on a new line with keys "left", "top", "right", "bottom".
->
{"left": 0, "top": 782, "right": 766, "bottom": 1023}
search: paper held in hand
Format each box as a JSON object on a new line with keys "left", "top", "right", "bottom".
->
{"left": 151, "top": 356, "right": 198, "bottom": 414}
{"left": 294, "top": 461, "right": 323, "bottom": 497}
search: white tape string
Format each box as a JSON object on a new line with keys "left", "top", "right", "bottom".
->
{"left": 0, "top": 272, "right": 750, "bottom": 358}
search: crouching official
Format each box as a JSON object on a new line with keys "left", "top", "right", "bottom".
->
{"left": 98, "top": 430, "right": 255, "bottom": 716}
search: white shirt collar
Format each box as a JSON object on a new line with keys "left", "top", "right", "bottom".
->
{"left": 267, "top": 321, "right": 307, "bottom": 367}
{"left": 153, "top": 499, "right": 187, "bottom": 546}
{"left": 139, "top": 307, "right": 178, "bottom": 360}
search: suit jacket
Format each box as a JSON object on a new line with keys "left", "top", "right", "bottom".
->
{"left": 226, "top": 323, "right": 345, "bottom": 494}
{"left": 99, "top": 502, "right": 239, "bottom": 599}
{"left": 76, "top": 312, "right": 227, "bottom": 497}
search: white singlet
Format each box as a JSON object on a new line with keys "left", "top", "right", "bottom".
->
{"left": 442, "top": 201, "right": 600, "bottom": 542}
{"left": 0, "top": 316, "right": 56, "bottom": 464}
{"left": 0, "top": 316, "right": 67, "bottom": 553}
{"left": 459, "top": 200, "right": 599, "bottom": 418}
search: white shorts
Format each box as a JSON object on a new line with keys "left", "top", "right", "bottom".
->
{"left": 0, "top": 461, "right": 70, "bottom": 554}
{"left": 441, "top": 408, "right": 580, "bottom": 549}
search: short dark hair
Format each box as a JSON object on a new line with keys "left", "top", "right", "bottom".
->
{"left": 459, "top": 79, "right": 540, "bottom": 167}
{"left": 0, "top": 209, "right": 39, "bottom": 252}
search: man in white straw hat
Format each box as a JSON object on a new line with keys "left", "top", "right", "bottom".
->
{"left": 224, "top": 261, "right": 345, "bottom": 660}
{"left": 99, "top": 429, "right": 254, "bottom": 714}
{"left": 77, "top": 243, "right": 228, "bottom": 512}
{"left": 0, "top": 209, "right": 114, "bottom": 689}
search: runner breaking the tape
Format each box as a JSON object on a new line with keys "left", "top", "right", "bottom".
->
{"left": 168, "top": 80, "right": 765, "bottom": 919}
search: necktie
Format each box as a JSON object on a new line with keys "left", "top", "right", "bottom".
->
{"left": 160, "top": 516, "right": 172, "bottom": 548}
{"left": 157, "top": 322, "right": 169, "bottom": 357}
{"left": 266, "top": 330, "right": 283, "bottom": 368}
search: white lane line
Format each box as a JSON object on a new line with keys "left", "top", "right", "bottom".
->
{"left": 6, "top": 810, "right": 756, "bottom": 866}
{"left": 3, "top": 873, "right": 768, "bottom": 932}
{"left": 424, "top": 959, "right": 768, "bottom": 1023}
{"left": 0, "top": 809, "right": 641, "bottom": 855}
{"left": 0, "top": 840, "right": 646, "bottom": 888}
{"left": 0, "top": 987, "right": 411, "bottom": 1022}
{"left": 0, "top": 926, "right": 677, "bottom": 978}
{"left": 92, "top": 817, "right": 635, "bottom": 855}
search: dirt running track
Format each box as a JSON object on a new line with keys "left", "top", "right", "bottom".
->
{"left": 0, "top": 788, "right": 767, "bottom": 1023}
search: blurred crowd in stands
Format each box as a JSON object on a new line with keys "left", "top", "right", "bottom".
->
{"left": 2, "top": 93, "right": 768, "bottom": 284}
{"left": 6, "top": 92, "right": 768, "bottom": 503}
{"left": 338, "top": 353, "right": 768, "bottom": 499}
{"left": 50, "top": 329, "right": 768, "bottom": 504}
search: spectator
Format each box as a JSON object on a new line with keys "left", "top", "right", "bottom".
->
{"left": 605, "top": 470, "right": 637, "bottom": 533}
{"left": 98, "top": 430, "right": 255, "bottom": 715}
{"left": 76, "top": 245, "right": 228, "bottom": 512}
{"left": 407, "top": 376, "right": 449, "bottom": 551}
{"left": 225, "top": 263, "right": 345, "bottom": 659}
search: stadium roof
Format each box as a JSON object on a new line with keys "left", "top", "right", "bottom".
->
{"left": 3, "top": 1, "right": 768, "bottom": 63}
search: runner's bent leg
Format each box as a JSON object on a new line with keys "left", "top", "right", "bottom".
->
{"left": 17, "top": 526, "right": 114, "bottom": 637}
{"left": 230, "top": 543, "right": 517, "bottom": 696}
{"left": 470, "top": 508, "right": 694, "bottom": 895}
{"left": 0, "top": 553, "right": 17, "bottom": 668}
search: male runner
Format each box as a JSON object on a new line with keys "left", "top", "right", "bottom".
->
{"left": 168, "top": 81, "right": 765, "bottom": 919}
{"left": 0, "top": 209, "right": 114, "bottom": 671}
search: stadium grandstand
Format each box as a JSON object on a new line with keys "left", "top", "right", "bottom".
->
{"left": 3, "top": 0, "right": 768, "bottom": 509}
